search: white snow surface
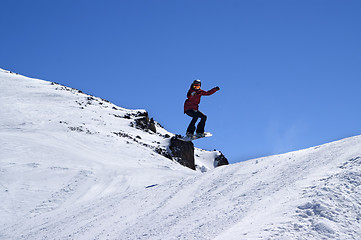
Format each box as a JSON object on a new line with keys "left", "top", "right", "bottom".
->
{"left": 1, "top": 69, "right": 361, "bottom": 240}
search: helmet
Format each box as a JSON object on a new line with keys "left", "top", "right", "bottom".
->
{"left": 192, "top": 79, "right": 201, "bottom": 89}
{"left": 193, "top": 79, "right": 201, "bottom": 86}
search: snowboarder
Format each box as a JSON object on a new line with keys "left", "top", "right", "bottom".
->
{"left": 184, "top": 80, "right": 220, "bottom": 138}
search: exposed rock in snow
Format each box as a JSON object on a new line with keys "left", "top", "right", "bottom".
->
{"left": 214, "top": 151, "right": 229, "bottom": 167}
{"left": 169, "top": 136, "right": 196, "bottom": 170}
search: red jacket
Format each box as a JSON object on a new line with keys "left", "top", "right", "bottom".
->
{"left": 184, "top": 87, "right": 218, "bottom": 113}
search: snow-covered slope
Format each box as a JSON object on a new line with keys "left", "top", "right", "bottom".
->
{"left": 1, "top": 69, "right": 360, "bottom": 240}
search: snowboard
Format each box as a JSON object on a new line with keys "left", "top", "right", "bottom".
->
{"left": 181, "top": 132, "right": 212, "bottom": 141}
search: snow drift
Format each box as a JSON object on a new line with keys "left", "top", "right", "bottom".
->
{"left": 1, "top": 69, "right": 360, "bottom": 240}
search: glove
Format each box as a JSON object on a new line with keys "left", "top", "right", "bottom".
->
{"left": 215, "top": 86, "right": 220, "bottom": 91}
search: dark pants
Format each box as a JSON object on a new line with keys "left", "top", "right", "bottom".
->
{"left": 185, "top": 110, "right": 207, "bottom": 134}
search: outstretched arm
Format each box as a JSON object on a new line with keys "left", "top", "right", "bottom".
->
{"left": 201, "top": 86, "right": 220, "bottom": 96}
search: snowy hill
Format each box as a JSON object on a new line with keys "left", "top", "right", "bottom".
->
{"left": 1, "top": 69, "right": 360, "bottom": 240}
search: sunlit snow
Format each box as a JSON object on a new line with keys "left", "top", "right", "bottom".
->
{"left": 1, "top": 69, "right": 360, "bottom": 240}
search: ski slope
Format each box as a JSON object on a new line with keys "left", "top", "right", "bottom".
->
{"left": 1, "top": 69, "right": 360, "bottom": 239}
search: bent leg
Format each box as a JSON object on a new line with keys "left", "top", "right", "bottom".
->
{"left": 185, "top": 110, "right": 199, "bottom": 135}
{"left": 195, "top": 111, "right": 207, "bottom": 134}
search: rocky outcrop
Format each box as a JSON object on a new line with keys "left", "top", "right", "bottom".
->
{"left": 168, "top": 136, "right": 229, "bottom": 170}
{"left": 132, "top": 111, "right": 156, "bottom": 133}
{"left": 214, "top": 152, "right": 229, "bottom": 167}
{"left": 169, "top": 136, "right": 195, "bottom": 170}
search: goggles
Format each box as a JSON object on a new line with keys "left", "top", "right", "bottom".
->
{"left": 193, "top": 84, "right": 200, "bottom": 89}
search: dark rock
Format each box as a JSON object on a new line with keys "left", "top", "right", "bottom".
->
{"left": 155, "top": 147, "right": 172, "bottom": 160}
{"left": 134, "top": 113, "right": 149, "bottom": 129}
{"left": 113, "top": 114, "right": 122, "bottom": 118}
{"left": 214, "top": 152, "right": 229, "bottom": 167}
{"left": 134, "top": 112, "right": 156, "bottom": 133}
{"left": 169, "top": 136, "right": 195, "bottom": 170}
{"left": 123, "top": 114, "right": 131, "bottom": 119}
{"left": 149, "top": 118, "right": 156, "bottom": 133}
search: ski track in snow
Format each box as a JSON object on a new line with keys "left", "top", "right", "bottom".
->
{"left": 1, "top": 69, "right": 361, "bottom": 240}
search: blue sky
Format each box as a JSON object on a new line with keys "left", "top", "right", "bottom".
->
{"left": 2, "top": 1, "right": 361, "bottom": 163}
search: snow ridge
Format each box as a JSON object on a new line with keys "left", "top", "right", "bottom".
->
{"left": 1, "top": 69, "right": 360, "bottom": 239}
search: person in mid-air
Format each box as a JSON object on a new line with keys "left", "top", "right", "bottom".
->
{"left": 184, "top": 79, "right": 220, "bottom": 138}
